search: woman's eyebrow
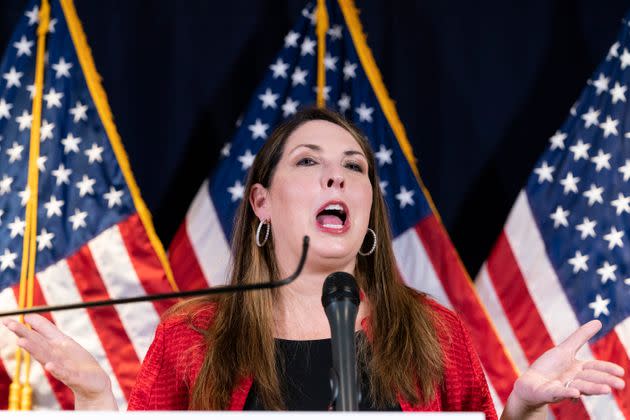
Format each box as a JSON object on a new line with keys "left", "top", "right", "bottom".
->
{"left": 289, "top": 143, "right": 321, "bottom": 154}
{"left": 344, "top": 150, "right": 366, "bottom": 159}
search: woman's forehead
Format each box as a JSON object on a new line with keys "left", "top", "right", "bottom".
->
{"left": 284, "top": 119, "right": 362, "bottom": 152}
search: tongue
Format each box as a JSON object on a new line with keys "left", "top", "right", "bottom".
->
{"left": 317, "top": 214, "right": 344, "bottom": 226}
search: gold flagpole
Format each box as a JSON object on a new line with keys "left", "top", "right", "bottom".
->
{"left": 7, "top": 0, "right": 50, "bottom": 410}
{"left": 316, "top": 0, "right": 329, "bottom": 108}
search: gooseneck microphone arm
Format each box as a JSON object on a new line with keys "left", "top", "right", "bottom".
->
{"left": 321, "top": 271, "right": 360, "bottom": 411}
{"left": 0, "top": 236, "right": 310, "bottom": 318}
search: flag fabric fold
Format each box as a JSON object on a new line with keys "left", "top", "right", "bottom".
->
{"left": 0, "top": 0, "right": 176, "bottom": 409}
{"left": 167, "top": 0, "right": 519, "bottom": 412}
{"left": 476, "top": 12, "right": 630, "bottom": 420}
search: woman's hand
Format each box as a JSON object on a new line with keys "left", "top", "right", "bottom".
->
{"left": 2, "top": 314, "right": 118, "bottom": 410}
{"left": 503, "top": 320, "right": 625, "bottom": 420}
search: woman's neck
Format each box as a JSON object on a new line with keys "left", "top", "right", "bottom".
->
{"left": 273, "top": 268, "right": 368, "bottom": 340}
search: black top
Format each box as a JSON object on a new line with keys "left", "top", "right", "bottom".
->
{"left": 243, "top": 334, "right": 401, "bottom": 411}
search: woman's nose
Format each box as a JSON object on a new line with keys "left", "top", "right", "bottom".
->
{"left": 326, "top": 175, "right": 345, "bottom": 189}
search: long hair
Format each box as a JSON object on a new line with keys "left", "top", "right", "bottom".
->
{"left": 185, "top": 107, "right": 443, "bottom": 409}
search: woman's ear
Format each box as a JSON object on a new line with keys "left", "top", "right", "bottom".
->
{"left": 249, "top": 183, "right": 271, "bottom": 221}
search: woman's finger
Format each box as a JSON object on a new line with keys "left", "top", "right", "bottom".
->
{"left": 575, "top": 369, "right": 626, "bottom": 390}
{"left": 569, "top": 378, "right": 611, "bottom": 395}
{"left": 582, "top": 360, "right": 625, "bottom": 377}
{"left": 544, "top": 381, "right": 581, "bottom": 401}
{"left": 24, "top": 314, "right": 65, "bottom": 341}
{"left": 3, "top": 320, "right": 54, "bottom": 364}
{"left": 557, "top": 320, "right": 602, "bottom": 354}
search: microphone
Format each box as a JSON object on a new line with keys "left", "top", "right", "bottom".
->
{"left": 0, "top": 236, "right": 310, "bottom": 317}
{"left": 321, "top": 271, "right": 360, "bottom": 411}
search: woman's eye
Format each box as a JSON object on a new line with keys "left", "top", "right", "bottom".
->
{"left": 297, "top": 157, "right": 317, "bottom": 166}
{"left": 344, "top": 161, "right": 364, "bottom": 173}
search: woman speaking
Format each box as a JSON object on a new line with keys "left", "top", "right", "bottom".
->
{"left": 3, "top": 108, "right": 625, "bottom": 417}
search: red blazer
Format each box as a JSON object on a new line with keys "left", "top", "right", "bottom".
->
{"left": 127, "top": 298, "right": 497, "bottom": 419}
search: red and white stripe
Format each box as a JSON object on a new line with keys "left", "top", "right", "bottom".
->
{"left": 477, "top": 191, "right": 629, "bottom": 419}
{"left": 0, "top": 215, "right": 173, "bottom": 409}
{"left": 169, "top": 186, "right": 521, "bottom": 414}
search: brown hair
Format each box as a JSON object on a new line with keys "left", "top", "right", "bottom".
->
{"left": 185, "top": 107, "right": 443, "bottom": 409}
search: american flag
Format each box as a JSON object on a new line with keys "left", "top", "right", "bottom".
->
{"left": 168, "top": 0, "right": 519, "bottom": 412}
{"left": 0, "top": 0, "right": 176, "bottom": 409}
{"left": 476, "top": 12, "right": 630, "bottom": 420}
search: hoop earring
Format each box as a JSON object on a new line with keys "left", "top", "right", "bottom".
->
{"left": 256, "top": 219, "right": 271, "bottom": 247}
{"left": 359, "top": 228, "right": 377, "bottom": 256}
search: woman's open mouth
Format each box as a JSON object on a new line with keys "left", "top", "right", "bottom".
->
{"left": 315, "top": 201, "right": 350, "bottom": 233}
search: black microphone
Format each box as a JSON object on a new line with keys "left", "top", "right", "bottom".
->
{"left": 0, "top": 236, "right": 309, "bottom": 317}
{"left": 321, "top": 271, "right": 360, "bottom": 411}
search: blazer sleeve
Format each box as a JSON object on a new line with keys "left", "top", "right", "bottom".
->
{"left": 127, "top": 319, "right": 193, "bottom": 410}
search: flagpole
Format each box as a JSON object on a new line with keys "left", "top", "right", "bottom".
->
{"left": 316, "top": 0, "right": 329, "bottom": 108}
{"left": 7, "top": 0, "right": 50, "bottom": 411}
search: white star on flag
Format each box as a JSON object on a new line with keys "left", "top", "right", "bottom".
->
{"left": 559, "top": 172, "right": 580, "bottom": 194}
{"left": 379, "top": 180, "right": 388, "bottom": 196}
{"left": 103, "top": 187, "right": 124, "bottom": 208}
{"left": 16, "top": 110, "right": 32, "bottom": 131}
{"left": 3, "top": 67, "right": 23, "bottom": 89}
{"left": 580, "top": 107, "right": 600, "bottom": 128}
{"left": 300, "top": 37, "right": 316, "bottom": 56}
{"left": 8, "top": 216, "right": 25, "bottom": 238}
{"left": 43, "top": 87, "right": 63, "bottom": 109}
{"left": 591, "top": 149, "right": 611, "bottom": 172}
{"left": 599, "top": 115, "right": 619, "bottom": 138}
{"left": 85, "top": 143, "right": 104, "bottom": 163}
{"left": 609, "top": 82, "right": 627, "bottom": 104}
{"left": 592, "top": 73, "right": 609, "bottom": 94}
{"left": 549, "top": 131, "right": 566, "bottom": 150}
{"left": 549, "top": 206, "right": 570, "bottom": 228}
{"left": 338, "top": 93, "right": 351, "bottom": 113}
{"left": 0, "top": 98, "right": 13, "bottom": 120}
{"left": 18, "top": 187, "right": 30, "bottom": 206}
{"left": 620, "top": 48, "right": 630, "bottom": 70}
{"left": 69, "top": 208, "right": 88, "bottom": 230}
{"left": 327, "top": 25, "right": 343, "bottom": 40}
{"left": 0, "top": 249, "right": 17, "bottom": 271}
{"left": 61, "top": 133, "right": 81, "bottom": 154}
{"left": 248, "top": 119, "right": 269, "bottom": 140}
{"left": 258, "top": 88, "right": 279, "bottom": 109}
{"left": 69, "top": 101, "right": 88, "bottom": 122}
{"left": 583, "top": 184, "right": 604, "bottom": 206}
{"left": 618, "top": 160, "right": 630, "bottom": 181}
{"left": 596, "top": 261, "right": 617, "bottom": 284}
{"left": 52, "top": 163, "right": 72, "bottom": 185}
{"left": 324, "top": 53, "right": 338, "bottom": 71}
{"left": 237, "top": 150, "right": 256, "bottom": 170}
{"left": 343, "top": 61, "right": 357, "bottom": 80}
{"left": 611, "top": 193, "right": 630, "bottom": 215}
{"left": 395, "top": 186, "right": 415, "bottom": 208}
{"left": 355, "top": 103, "right": 374, "bottom": 123}
{"left": 228, "top": 180, "right": 245, "bottom": 202}
{"left": 0, "top": 175, "right": 12, "bottom": 195}
{"left": 569, "top": 139, "right": 590, "bottom": 161}
{"left": 603, "top": 226, "right": 624, "bottom": 250}
{"left": 269, "top": 58, "right": 289, "bottom": 79}
{"left": 281, "top": 98, "right": 299, "bottom": 117}
{"left": 76, "top": 175, "right": 96, "bottom": 197}
{"left": 13, "top": 35, "right": 33, "bottom": 57}
{"left": 52, "top": 57, "right": 73, "bottom": 78}
{"left": 284, "top": 31, "right": 300, "bottom": 48}
{"left": 36, "top": 229, "right": 55, "bottom": 251}
{"left": 375, "top": 145, "right": 393, "bottom": 166}
{"left": 291, "top": 67, "right": 308, "bottom": 86}
{"left": 44, "top": 196, "right": 64, "bottom": 218}
{"left": 6, "top": 142, "right": 24, "bottom": 163}
{"left": 575, "top": 217, "right": 596, "bottom": 239}
{"left": 40, "top": 119, "right": 55, "bottom": 141}
{"left": 588, "top": 294, "right": 610, "bottom": 317}
{"left": 533, "top": 161, "right": 554, "bottom": 183}
{"left": 37, "top": 155, "right": 47, "bottom": 172}
{"left": 568, "top": 251, "right": 589, "bottom": 273}
{"left": 25, "top": 5, "right": 39, "bottom": 26}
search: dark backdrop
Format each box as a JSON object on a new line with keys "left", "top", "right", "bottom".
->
{"left": 1, "top": 0, "right": 628, "bottom": 277}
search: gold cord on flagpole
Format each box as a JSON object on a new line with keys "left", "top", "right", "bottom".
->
{"left": 7, "top": 0, "right": 50, "bottom": 411}
{"left": 316, "top": 0, "right": 329, "bottom": 108}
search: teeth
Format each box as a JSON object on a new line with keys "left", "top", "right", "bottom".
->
{"left": 324, "top": 204, "right": 344, "bottom": 212}
{"left": 322, "top": 223, "right": 343, "bottom": 228}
